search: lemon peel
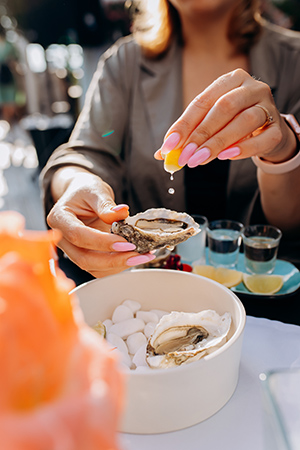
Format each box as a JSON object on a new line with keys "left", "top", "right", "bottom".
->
{"left": 164, "top": 148, "right": 183, "bottom": 174}
{"left": 242, "top": 274, "right": 283, "bottom": 295}
{"left": 192, "top": 265, "right": 243, "bottom": 288}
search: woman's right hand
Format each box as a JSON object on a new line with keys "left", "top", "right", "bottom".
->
{"left": 47, "top": 167, "right": 155, "bottom": 278}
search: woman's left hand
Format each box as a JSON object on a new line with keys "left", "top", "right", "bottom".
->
{"left": 154, "top": 69, "right": 296, "bottom": 167}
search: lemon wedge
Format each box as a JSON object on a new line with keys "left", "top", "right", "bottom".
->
{"left": 192, "top": 265, "right": 243, "bottom": 288}
{"left": 242, "top": 274, "right": 283, "bottom": 295}
{"left": 164, "top": 148, "right": 183, "bottom": 174}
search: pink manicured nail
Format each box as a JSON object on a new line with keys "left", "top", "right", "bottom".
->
{"left": 218, "top": 147, "right": 241, "bottom": 160}
{"left": 178, "top": 143, "right": 198, "bottom": 166}
{"left": 112, "top": 242, "right": 136, "bottom": 251}
{"left": 111, "top": 204, "right": 129, "bottom": 211}
{"left": 160, "top": 132, "right": 181, "bottom": 155}
{"left": 126, "top": 254, "right": 156, "bottom": 267}
{"left": 154, "top": 149, "right": 163, "bottom": 160}
{"left": 187, "top": 147, "right": 211, "bottom": 168}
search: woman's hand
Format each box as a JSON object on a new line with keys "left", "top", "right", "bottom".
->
{"left": 155, "top": 69, "right": 297, "bottom": 167}
{"left": 47, "top": 168, "right": 155, "bottom": 278}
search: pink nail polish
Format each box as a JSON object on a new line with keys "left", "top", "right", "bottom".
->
{"left": 187, "top": 147, "right": 211, "bottom": 168}
{"left": 154, "top": 149, "right": 163, "bottom": 160}
{"left": 217, "top": 147, "right": 241, "bottom": 160}
{"left": 111, "top": 204, "right": 129, "bottom": 211}
{"left": 126, "top": 254, "right": 156, "bottom": 267}
{"left": 178, "top": 143, "right": 198, "bottom": 166}
{"left": 112, "top": 242, "right": 136, "bottom": 251}
{"left": 160, "top": 132, "right": 181, "bottom": 155}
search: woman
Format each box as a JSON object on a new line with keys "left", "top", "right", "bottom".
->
{"left": 41, "top": 0, "right": 300, "bottom": 282}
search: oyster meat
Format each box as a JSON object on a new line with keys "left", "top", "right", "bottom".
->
{"left": 146, "top": 310, "right": 231, "bottom": 369}
{"left": 111, "top": 208, "right": 200, "bottom": 253}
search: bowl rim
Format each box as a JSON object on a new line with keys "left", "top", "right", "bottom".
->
{"left": 72, "top": 268, "right": 246, "bottom": 377}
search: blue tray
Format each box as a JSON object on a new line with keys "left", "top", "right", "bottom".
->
{"left": 191, "top": 250, "right": 300, "bottom": 297}
{"left": 231, "top": 254, "right": 300, "bottom": 297}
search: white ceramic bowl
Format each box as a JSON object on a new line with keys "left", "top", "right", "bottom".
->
{"left": 73, "top": 269, "right": 246, "bottom": 434}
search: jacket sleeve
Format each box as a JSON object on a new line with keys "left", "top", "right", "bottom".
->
{"left": 40, "top": 37, "right": 139, "bottom": 217}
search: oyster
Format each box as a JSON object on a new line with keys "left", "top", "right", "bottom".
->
{"left": 111, "top": 208, "right": 199, "bottom": 253}
{"left": 146, "top": 310, "right": 231, "bottom": 369}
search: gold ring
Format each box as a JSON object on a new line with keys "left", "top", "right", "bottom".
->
{"left": 254, "top": 105, "right": 274, "bottom": 129}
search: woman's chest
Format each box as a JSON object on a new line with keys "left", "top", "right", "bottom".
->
{"left": 182, "top": 52, "right": 249, "bottom": 108}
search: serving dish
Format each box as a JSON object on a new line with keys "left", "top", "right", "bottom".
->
{"left": 233, "top": 255, "right": 300, "bottom": 297}
{"left": 73, "top": 268, "right": 246, "bottom": 434}
{"left": 187, "top": 249, "right": 300, "bottom": 297}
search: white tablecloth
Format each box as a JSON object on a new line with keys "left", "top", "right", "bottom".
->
{"left": 120, "top": 316, "right": 300, "bottom": 450}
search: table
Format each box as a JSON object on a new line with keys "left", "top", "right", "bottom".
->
{"left": 119, "top": 316, "right": 300, "bottom": 450}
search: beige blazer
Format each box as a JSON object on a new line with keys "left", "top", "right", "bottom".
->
{"left": 41, "top": 21, "right": 300, "bottom": 261}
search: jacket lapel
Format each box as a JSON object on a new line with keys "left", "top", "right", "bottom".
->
{"left": 229, "top": 23, "right": 279, "bottom": 206}
{"left": 140, "top": 41, "right": 183, "bottom": 151}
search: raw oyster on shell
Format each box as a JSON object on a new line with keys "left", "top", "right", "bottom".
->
{"left": 146, "top": 310, "right": 231, "bottom": 369}
{"left": 111, "top": 208, "right": 200, "bottom": 253}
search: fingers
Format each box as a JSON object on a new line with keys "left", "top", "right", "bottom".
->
{"left": 160, "top": 104, "right": 279, "bottom": 168}
{"left": 154, "top": 149, "right": 164, "bottom": 160}
{"left": 160, "top": 69, "right": 249, "bottom": 156}
{"left": 48, "top": 206, "right": 132, "bottom": 252}
{"left": 47, "top": 169, "right": 157, "bottom": 278}
{"left": 211, "top": 125, "right": 281, "bottom": 164}
{"left": 160, "top": 113, "right": 280, "bottom": 169}
{"left": 57, "top": 236, "right": 156, "bottom": 278}
{"left": 189, "top": 124, "right": 281, "bottom": 165}
{"left": 53, "top": 169, "right": 130, "bottom": 225}
{"left": 155, "top": 68, "right": 280, "bottom": 168}
{"left": 184, "top": 104, "right": 276, "bottom": 166}
{"left": 99, "top": 203, "right": 129, "bottom": 224}
{"left": 162, "top": 85, "right": 264, "bottom": 160}
{"left": 49, "top": 200, "right": 156, "bottom": 277}
{"left": 231, "top": 125, "right": 282, "bottom": 159}
{"left": 185, "top": 147, "right": 211, "bottom": 167}
{"left": 88, "top": 254, "right": 156, "bottom": 278}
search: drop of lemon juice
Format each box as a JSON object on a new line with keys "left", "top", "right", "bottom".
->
{"left": 168, "top": 173, "right": 175, "bottom": 195}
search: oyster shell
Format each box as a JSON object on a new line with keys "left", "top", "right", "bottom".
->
{"left": 111, "top": 208, "right": 200, "bottom": 253}
{"left": 146, "top": 310, "right": 231, "bottom": 369}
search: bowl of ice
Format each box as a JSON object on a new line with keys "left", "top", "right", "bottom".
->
{"left": 73, "top": 268, "right": 246, "bottom": 434}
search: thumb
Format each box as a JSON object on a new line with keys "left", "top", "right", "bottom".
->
{"left": 99, "top": 203, "right": 130, "bottom": 224}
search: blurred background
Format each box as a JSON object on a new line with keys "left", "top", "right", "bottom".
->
{"left": 0, "top": 0, "right": 299, "bottom": 230}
